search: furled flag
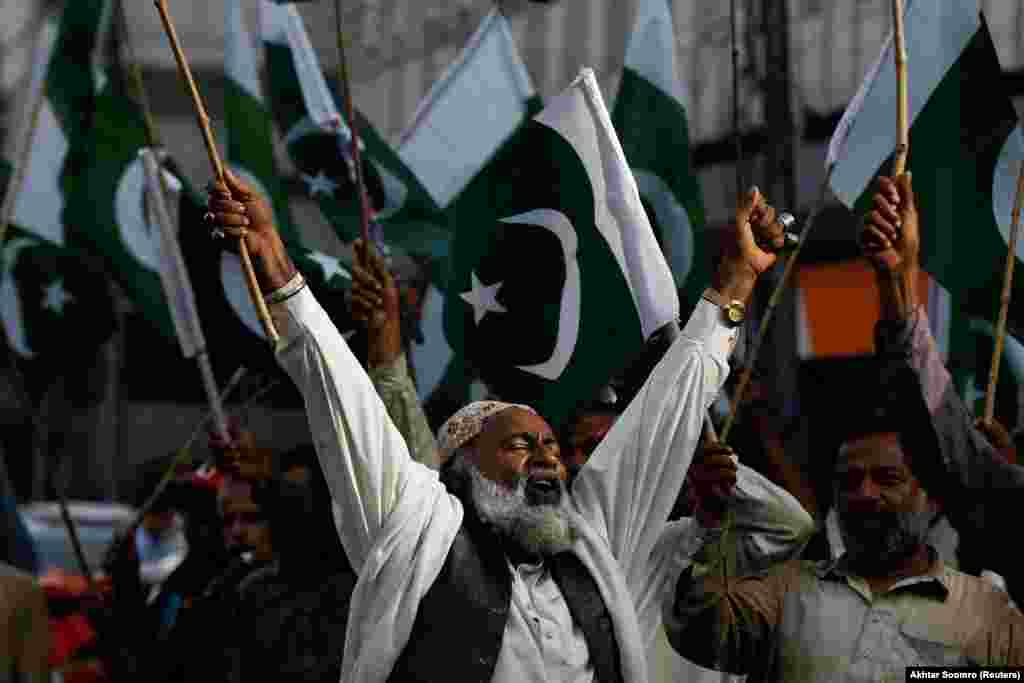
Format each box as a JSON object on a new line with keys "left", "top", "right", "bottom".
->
{"left": 612, "top": 0, "right": 708, "bottom": 314}
{"left": 827, "top": 0, "right": 1024, "bottom": 336}
{"left": 444, "top": 68, "right": 680, "bottom": 428}
{"left": 225, "top": 0, "right": 352, "bottom": 345}
{"left": 260, "top": 0, "right": 444, "bottom": 257}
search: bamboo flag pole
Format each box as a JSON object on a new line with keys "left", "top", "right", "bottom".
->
{"left": 119, "top": 0, "right": 231, "bottom": 443}
{"left": 889, "top": 0, "right": 909, "bottom": 316}
{"left": 153, "top": 0, "right": 279, "bottom": 346}
{"left": 984, "top": 161, "right": 1024, "bottom": 422}
{"left": 334, "top": 0, "right": 372, "bottom": 248}
{"left": 129, "top": 366, "right": 246, "bottom": 531}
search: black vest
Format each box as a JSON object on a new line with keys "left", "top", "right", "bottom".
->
{"left": 386, "top": 508, "right": 623, "bottom": 683}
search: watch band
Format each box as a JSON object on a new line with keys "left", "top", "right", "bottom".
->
{"left": 702, "top": 288, "right": 727, "bottom": 309}
{"left": 702, "top": 288, "right": 745, "bottom": 327}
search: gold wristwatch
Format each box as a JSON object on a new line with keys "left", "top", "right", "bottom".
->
{"left": 702, "top": 288, "right": 745, "bottom": 327}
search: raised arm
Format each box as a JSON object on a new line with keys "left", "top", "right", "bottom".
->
{"left": 351, "top": 240, "right": 441, "bottom": 469}
{"left": 572, "top": 188, "right": 785, "bottom": 589}
{"left": 206, "top": 172, "right": 449, "bottom": 572}
{"left": 861, "top": 175, "right": 1024, "bottom": 498}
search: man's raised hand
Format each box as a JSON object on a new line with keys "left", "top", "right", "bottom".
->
{"left": 714, "top": 187, "right": 785, "bottom": 303}
{"left": 205, "top": 169, "right": 296, "bottom": 292}
{"left": 351, "top": 239, "right": 403, "bottom": 367}
{"left": 859, "top": 174, "right": 919, "bottom": 274}
{"left": 688, "top": 437, "right": 739, "bottom": 529}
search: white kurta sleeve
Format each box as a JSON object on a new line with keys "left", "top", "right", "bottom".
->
{"left": 571, "top": 299, "right": 736, "bottom": 592}
{"left": 269, "top": 284, "right": 442, "bottom": 573}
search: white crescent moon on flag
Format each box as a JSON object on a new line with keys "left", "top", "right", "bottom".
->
{"left": 993, "top": 125, "right": 1024, "bottom": 262}
{"left": 0, "top": 238, "right": 38, "bottom": 358}
{"left": 500, "top": 208, "right": 580, "bottom": 381}
{"left": 115, "top": 157, "right": 163, "bottom": 274}
{"left": 634, "top": 169, "right": 694, "bottom": 289}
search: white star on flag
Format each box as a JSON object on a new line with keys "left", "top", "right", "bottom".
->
{"left": 43, "top": 280, "right": 72, "bottom": 315}
{"left": 307, "top": 251, "right": 350, "bottom": 284}
{"left": 460, "top": 271, "right": 507, "bottom": 326}
{"left": 301, "top": 170, "right": 339, "bottom": 198}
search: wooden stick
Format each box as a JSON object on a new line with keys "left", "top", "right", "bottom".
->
{"left": 889, "top": 0, "right": 910, "bottom": 316}
{"left": 985, "top": 160, "right": 1024, "bottom": 422}
{"left": 334, "top": 0, "right": 373, "bottom": 248}
{"left": 153, "top": 0, "right": 279, "bottom": 346}
{"left": 719, "top": 170, "right": 834, "bottom": 445}
{"left": 892, "top": 0, "right": 909, "bottom": 176}
{"left": 129, "top": 366, "right": 246, "bottom": 532}
{"left": 117, "top": 0, "right": 161, "bottom": 149}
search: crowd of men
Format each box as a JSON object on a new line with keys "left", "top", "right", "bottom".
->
{"left": 2, "top": 169, "right": 1023, "bottom": 682}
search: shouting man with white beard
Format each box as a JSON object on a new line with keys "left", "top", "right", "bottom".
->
{"left": 204, "top": 165, "right": 784, "bottom": 683}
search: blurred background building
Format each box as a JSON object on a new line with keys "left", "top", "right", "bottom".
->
{"left": 0, "top": 0, "right": 1022, "bottom": 502}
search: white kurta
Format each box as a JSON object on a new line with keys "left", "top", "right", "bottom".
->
{"left": 270, "top": 284, "right": 736, "bottom": 683}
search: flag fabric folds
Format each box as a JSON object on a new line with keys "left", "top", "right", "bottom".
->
{"left": 612, "top": 0, "right": 708, "bottom": 314}
{"left": 827, "top": 1, "right": 1024, "bottom": 337}
{"left": 444, "top": 68, "right": 679, "bottom": 427}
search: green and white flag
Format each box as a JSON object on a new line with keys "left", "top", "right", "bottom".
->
{"left": 11, "top": 0, "right": 111, "bottom": 247}
{"left": 260, "top": 0, "right": 443, "bottom": 251}
{"left": 0, "top": 161, "right": 115, "bottom": 361}
{"left": 403, "top": 7, "right": 541, "bottom": 395}
{"left": 62, "top": 19, "right": 183, "bottom": 342}
{"left": 444, "top": 69, "right": 679, "bottom": 427}
{"left": 612, "top": 0, "right": 707, "bottom": 313}
{"left": 827, "top": 1, "right": 1024, "bottom": 333}
{"left": 399, "top": 7, "right": 542, "bottom": 212}
{"left": 225, "top": 0, "right": 351, "bottom": 344}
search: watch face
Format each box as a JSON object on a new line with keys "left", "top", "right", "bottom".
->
{"left": 726, "top": 305, "right": 744, "bottom": 324}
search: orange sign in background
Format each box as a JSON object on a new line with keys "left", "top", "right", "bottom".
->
{"left": 796, "top": 259, "right": 933, "bottom": 358}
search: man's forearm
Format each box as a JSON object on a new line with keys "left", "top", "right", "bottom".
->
{"left": 875, "top": 264, "right": 919, "bottom": 321}
{"left": 369, "top": 353, "right": 441, "bottom": 468}
{"left": 255, "top": 237, "right": 299, "bottom": 294}
{"left": 731, "top": 464, "right": 816, "bottom": 574}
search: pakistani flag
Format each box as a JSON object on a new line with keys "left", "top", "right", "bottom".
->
{"left": 827, "top": 1, "right": 1024, "bottom": 334}
{"left": 612, "top": 0, "right": 707, "bottom": 314}
{"left": 0, "top": 161, "right": 115, "bottom": 363}
{"left": 62, "top": 18, "right": 183, "bottom": 342}
{"left": 444, "top": 69, "right": 680, "bottom": 427}
{"left": 225, "top": 0, "right": 351, "bottom": 337}
{"left": 260, "top": 0, "right": 444, "bottom": 253}
{"left": 11, "top": 0, "right": 112, "bottom": 247}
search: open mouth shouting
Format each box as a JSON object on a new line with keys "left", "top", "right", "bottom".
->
{"left": 524, "top": 476, "right": 562, "bottom": 506}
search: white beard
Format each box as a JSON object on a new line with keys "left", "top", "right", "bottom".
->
{"left": 461, "top": 460, "right": 575, "bottom": 557}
